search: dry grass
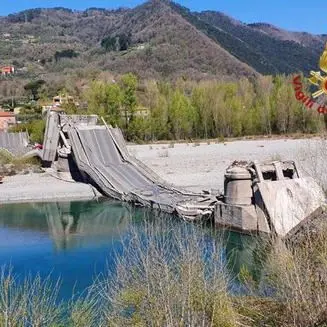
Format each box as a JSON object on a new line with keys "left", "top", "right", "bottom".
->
{"left": 98, "top": 221, "right": 239, "bottom": 327}
{"left": 0, "top": 149, "right": 41, "bottom": 175}
{"left": 2, "top": 219, "right": 327, "bottom": 326}
{"left": 262, "top": 229, "right": 327, "bottom": 327}
{"left": 0, "top": 266, "right": 63, "bottom": 327}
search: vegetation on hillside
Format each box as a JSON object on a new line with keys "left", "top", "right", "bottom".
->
{"left": 54, "top": 49, "right": 79, "bottom": 62}
{"left": 0, "top": 1, "right": 325, "bottom": 79}
{"left": 24, "top": 80, "right": 46, "bottom": 101}
{"left": 1, "top": 1, "right": 326, "bottom": 142}
{"left": 192, "top": 9, "right": 320, "bottom": 74}
{"left": 79, "top": 73, "right": 325, "bottom": 142}
{"left": 10, "top": 118, "right": 45, "bottom": 143}
{"left": 101, "top": 34, "right": 132, "bottom": 52}
{"left": 3, "top": 72, "right": 325, "bottom": 143}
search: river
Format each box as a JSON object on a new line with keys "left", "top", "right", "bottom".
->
{"left": 0, "top": 200, "right": 261, "bottom": 300}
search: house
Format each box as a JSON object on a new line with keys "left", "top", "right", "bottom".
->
{"left": 41, "top": 94, "right": 78, "bottom": 114}
{"left": 53, "top": 94, "right": 75, "bottom": 106}
{"left": 1, "top": 66, "right": 15, "bottom": 76}
{"left": 0, "top": 112, "right": 16, "bottom": 131}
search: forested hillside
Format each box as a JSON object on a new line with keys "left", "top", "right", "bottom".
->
{"left": 2, "top": 1, "right": 327, "bottom": 143}
{"left": 192, "top": 9, "right": 322, "bottom": 74}
{"left": 0, "top": 0, "right": 324, "bottom": 80}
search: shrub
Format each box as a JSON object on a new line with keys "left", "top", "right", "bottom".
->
{"left": 101, "top": 34, "right": 132, "bottom": 52}
{"left": 262, "top": 228, "right": 327, "bottom": 327}
{"left": 2, "top": 217, "right": 327, "bottom": 326}
{"left": 10, "top": 119, "right": 45, "bottom": 144}
{"left": 0, "top": 149, "right": 40, "bottom": 175}
{"left": 0, "top": 149, "right": 14, "bottom": 164}
{"left": 98, "top": 221, "right": 240, "bottom": 327}
{"left": 0, "top": 266, "right": 63, "bottom": 326}
{"left": 54, "top": 49, "right": 79, "bottom": 62}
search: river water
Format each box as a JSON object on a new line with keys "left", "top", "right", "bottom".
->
{"left": 0, "top": 200, "right": 260, "bottom": 300}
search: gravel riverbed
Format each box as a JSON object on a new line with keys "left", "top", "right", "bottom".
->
{"left": 0, "top": 173, "right": 98, "bottom": 203}
{"left": 129, "top": 138, "right": 325, "bottom": 193}
{"left": 1, "top": 138, "right": 324, "bottom": 203}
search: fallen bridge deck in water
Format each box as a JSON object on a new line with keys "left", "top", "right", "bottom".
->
{"left": 69, "top": 125, "right": 213, "bottom": 214}
{"left": 7, "top": 111, "right": 322, "bottom": 237}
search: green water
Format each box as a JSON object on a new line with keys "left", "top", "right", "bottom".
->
{"left": 0, "top": 200, "right": 261, "bottom": 299}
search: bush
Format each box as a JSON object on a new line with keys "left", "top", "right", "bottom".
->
{"left": 10, "top": 119, "right": 45, "bottom": 144}
{"left": 99, "top": 221, "right": 239, "bottom": 326}
{"left": 262, "top": 228, "right": 327, "bottom": 327}
{"left": 54, "top": 49, "right": 79, "bottom": 62}
{"left": 101, "top": 34, "right": 132, "bottom": 52}
{"left": 2, "top": 218, "right": 327, "bottom": 326}
{"left": 0, "top": 149, "right": 14, "bottom": 165}
{"left": 0, "top": 149, "right": 41, "bottom": 175}
{"left": 0, "top": 266, "right": 63, "bottom": 326}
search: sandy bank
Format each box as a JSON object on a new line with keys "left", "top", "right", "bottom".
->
{"left": 129, "top": 138, "right": 322, "bottom": 193}
{"left": 0, "top": 173, "right": 99, "bottom": 204}
{"left": 1, "top": 138, "right": 323, "bottom": 204}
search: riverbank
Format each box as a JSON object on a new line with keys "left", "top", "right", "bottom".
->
{"left": 130, "top": 137, "right": 323, "bottom": 192}
{"left": 0, "top": 173, "right": 99, "bottom": 203}
{"left": 0, "top": 137, "right": 324, "bottom": 203}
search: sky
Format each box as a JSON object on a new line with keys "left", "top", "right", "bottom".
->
{"left": 0, "top": 0, "right": 326, "bottom": 34}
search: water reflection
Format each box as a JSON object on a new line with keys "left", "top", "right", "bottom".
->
{"left": 0, "top": 200, "right": 264, "bottom": 298}
{"left": 224, "top": 231, "right": 267, "bottom": 282}
{"left": 0, "top": 200, "right": 263, "bottom": 268}
{"left": 43, "top": 201, "right": 132, "bottom": 250}
{"left": 0, "top": 200, "right": 156, "bottom": 250}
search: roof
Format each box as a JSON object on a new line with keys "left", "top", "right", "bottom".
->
{"left": 0, "top": 112, "right": 15, "bottom": 117}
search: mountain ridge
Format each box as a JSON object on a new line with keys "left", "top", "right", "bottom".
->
{"left": 0, "top": 1, "right": 324, "bottom": 80}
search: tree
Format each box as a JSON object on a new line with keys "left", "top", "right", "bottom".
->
{"left": 24, "top": 80, "right": 46, "bottom": 101}
{"left": 101, "top": 36, "right": 119, "bottom": 52}
{"left": 54, "top": 49, "right": 78, "bottom": 62}
{"left": 120, "top": 73, "right": 138, "bottom": 131}
{"left": 169, "top": 90, "right": 195, "bottom": 139}
{"left": 255, "top": 76, "right": 274, "bottom": 135}
{"left": 105, "top": 83, "right": 123, "bottom": 126}
{"left": 144, "top": 81, "right": 169, "bottom": 140}
{"left": 101, "top": 34, "right": 132, "bottom": 52}
{"left": 84, "top": 81, "right": 122, "bottom": 125}
{"left": 119, "top": 33, "right": 132, "bottom": 51}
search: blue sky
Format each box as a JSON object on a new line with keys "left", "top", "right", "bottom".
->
{"left": 1, "top": 0, "right": 326, "bottom": 34}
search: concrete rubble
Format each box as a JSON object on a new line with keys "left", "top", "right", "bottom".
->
{"left": 214, "top": 160, "right": 326, "bottom": 237}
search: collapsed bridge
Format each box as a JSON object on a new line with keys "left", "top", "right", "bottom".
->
{"left": 2, "top": 111, "right": 325, "bottom": 238}
{"left": 41, "top": 112, "right": 215, "bottom": 219}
